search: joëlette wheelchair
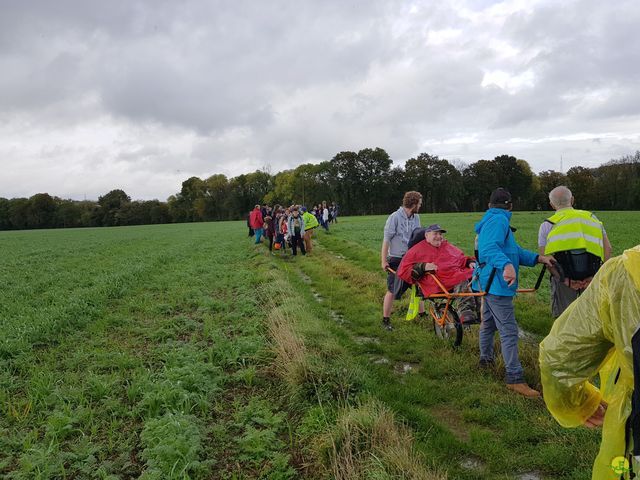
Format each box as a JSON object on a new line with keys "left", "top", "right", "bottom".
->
{"left": 387, "top": 265, "right": 547, "bottom": 347}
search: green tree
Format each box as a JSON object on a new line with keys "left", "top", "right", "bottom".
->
{"left": 462, "top": 155, "right": 535, "bottom": 210}
{"left": 405, "top": 154, "right": 463, "bottom": 212}
{"left": 331, "top": 150, "right": 361, "bottom": 215}
{"left": 462, "top": 160, "right": 497, "bottom": 211}
{"left": 8, "top": 198, "right": 29, "bottom": 230}
{"left": 26, "top": 193, "right": 57, "bottom": 228}
{"left": 566, "top": 167, "right": 596, "bottom": 209}
{"left": 358, "top": 148, "right": 393, "bottom": 214}
{"left": 203, "top": 174, "right": 230, "bottom": 220}
{"left": 331, "top": 148, "right": 392, "bottom": 215}
{"left": 536, "top": 170, "right": 568, "bottom": 210}
{"left": 266, "top": 170, "right": 296, "bottom": 206}
{"left": 0, "top": 198, "right": 11, "bottom": 229}
{"left": 98, "top": 189, "right": 131, "bottom": 226}
{"left": 55, "top": 199, "right": 84, "bottom": 228}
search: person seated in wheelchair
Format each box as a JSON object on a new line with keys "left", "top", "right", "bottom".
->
{"left": 397, "top": 224, "right": 478, "bottom": 324}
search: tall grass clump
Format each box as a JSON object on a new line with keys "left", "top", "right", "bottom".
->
{"left": 268, "top": 308, "right": 309, "bottom": 390}
{"left": 320, "top": 400, "right": 446, "bottom": 480}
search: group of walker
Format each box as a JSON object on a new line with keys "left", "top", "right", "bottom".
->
{"left": 248, "top": 201, "right": 338, "bottom": 256}
{"left": 380, "top": 187, "right": 640, "bottom": 479}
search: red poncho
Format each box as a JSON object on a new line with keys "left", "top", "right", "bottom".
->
{"left": 397, "top": 240, "right": 474, "bottom": 295}
{"left": 249, "top": 208, "right": 264, "bottom": 229}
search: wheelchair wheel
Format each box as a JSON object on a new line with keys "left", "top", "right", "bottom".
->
{"left": 431, "top": 307, "right": 463, "bottom": 347}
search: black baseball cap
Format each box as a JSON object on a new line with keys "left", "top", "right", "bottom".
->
{"left": 489, "top": 188, "right": 512, "bottom": 206}
{"left": 425, "top": 224, "right": 447, "bottom": 233}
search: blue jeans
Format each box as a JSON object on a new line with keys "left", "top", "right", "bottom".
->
{"left": 254, "top": 228, "right": 264, "bottom": 244}
{"left": 479, "top": 294, "right": 524, "bottom": 384}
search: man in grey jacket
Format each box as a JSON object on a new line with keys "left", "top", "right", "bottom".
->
{"left": 380, "top": 191, "right": 423, "bottom": 331}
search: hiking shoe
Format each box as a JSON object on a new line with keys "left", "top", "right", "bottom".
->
{"left": 507, "top": 383, "right": 541, "bottom": 398}
{"left": 382, "top": 318, "right": 394, "bottom": 331}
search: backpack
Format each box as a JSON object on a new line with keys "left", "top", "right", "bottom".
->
{"left": 543, "top": 220, "right": 602, "bottom": 281}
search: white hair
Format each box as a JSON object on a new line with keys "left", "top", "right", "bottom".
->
{"left": 549, "top": 186, "right": 573, "bottom": 208}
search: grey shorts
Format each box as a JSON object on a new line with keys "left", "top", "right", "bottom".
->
{"left": 386, "top": 256, "right": 411, "bottom": 300}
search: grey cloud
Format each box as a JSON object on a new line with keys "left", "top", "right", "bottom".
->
{"left": 1, "top": 0, "right": 395, "bottom": 133}
{"left": 2, "top": 0, "right": 640, "bottom": 200}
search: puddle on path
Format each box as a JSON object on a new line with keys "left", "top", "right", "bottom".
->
{"left": 460, "top": 458, "right": 540, "bottom": 478}
{"left": 460, "top": 457, "right": 485, "bottom": 471}
{"left": 334, "top": 253, "right": 346, "bottom": 260}
{"left": 330, "top": 310, "right": 345, "bottom": 324}
{"left": 299, "top": 272, "right": 312, "bottom": 284}
{"left": 354, "top": 336, "right": 380, "bottom": 344}
{"left": 312, "top": 291, "right": 324, "bottom": 302}
{"left": 394, "top": 362, "right": 419, "bottom": 375}
{"left": 371, "top": 357, "right": 390, "bottom": 365}
{"left": 517, "top": 472, "right": 542, "bottom": 480}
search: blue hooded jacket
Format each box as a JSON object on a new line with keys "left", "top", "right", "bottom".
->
{"left": 472, "top": 208, "right": 538, "bottom": 297}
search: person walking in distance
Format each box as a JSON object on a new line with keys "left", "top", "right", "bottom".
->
{"left": 249, "top": 205, "right": 264, "bottom": 244}
{"left": 287, "top": 207, "right": 306, "bottom": 256}
{"left": 301, "top": 206, "right": 319, "bottom": 254}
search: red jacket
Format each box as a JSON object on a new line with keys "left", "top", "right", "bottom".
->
{"left": 397, "top": 240, "right": 474, "bottom": 295}
{"left": 249, "top": 208, "right": 264, "bottom": 229}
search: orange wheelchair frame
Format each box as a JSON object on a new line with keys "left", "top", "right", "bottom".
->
{"left": 388, "top": 265, "right": 547, "bottom": 347}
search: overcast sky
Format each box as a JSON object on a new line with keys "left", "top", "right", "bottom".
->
{"left": 2, "top": 0, "right": 639, "bottom": 200}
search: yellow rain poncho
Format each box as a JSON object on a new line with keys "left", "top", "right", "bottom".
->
{"left": 540, "top": 245, "right": 640, "bottom": 479}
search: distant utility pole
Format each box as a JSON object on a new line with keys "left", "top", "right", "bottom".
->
{"left": 560, "top": 155, "right": 563, "bottom": 173}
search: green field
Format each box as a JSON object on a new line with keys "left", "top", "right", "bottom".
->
{"left": 1, "top": 212, "right": 638, "bottom": 479}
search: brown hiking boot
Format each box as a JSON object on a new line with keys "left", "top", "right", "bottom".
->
{"left": 507, "top": 383, "right": 541, "bottom": 398}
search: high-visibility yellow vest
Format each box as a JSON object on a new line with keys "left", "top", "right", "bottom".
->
{"left": 405, "top": 285, "right": 420, "bottom": 321}
{"left": 302, "top": 211, "right": 319, "bottom": 230}
{"left": 544, "top": 208, "right": 605, "bottom": 260}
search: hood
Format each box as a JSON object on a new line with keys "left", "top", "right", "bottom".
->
{"left": 474, "top": 208, "right": 512, "bottom": 234}
{"left": 622, "top": 245, "right": 640, "bottom": 291}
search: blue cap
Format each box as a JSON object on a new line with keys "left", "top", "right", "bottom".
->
{"left": 425, "top": 224, "right": 446, "bottom": 233}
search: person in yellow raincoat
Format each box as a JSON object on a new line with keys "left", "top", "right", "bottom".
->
{"left": 540, "top": 245, "right": 640, "bottom": 479}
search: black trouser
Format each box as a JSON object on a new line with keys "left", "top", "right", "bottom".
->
{"left": 292, "top": 232, "right": 306, "bottom": 255}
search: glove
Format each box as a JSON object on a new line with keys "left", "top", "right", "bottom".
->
{"left": 411, "top": 262, "right": 427, "bottom": 281}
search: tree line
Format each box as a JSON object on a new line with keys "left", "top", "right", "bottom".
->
{"left": 1, "top": 149, "right": 639, "bottom": 231}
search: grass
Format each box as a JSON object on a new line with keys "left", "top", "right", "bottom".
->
{"left": 0, "top": 211, "right": 638, "bottom": 478}
{"left": 0, "top": 223, "right": 299, "bottom": 478}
